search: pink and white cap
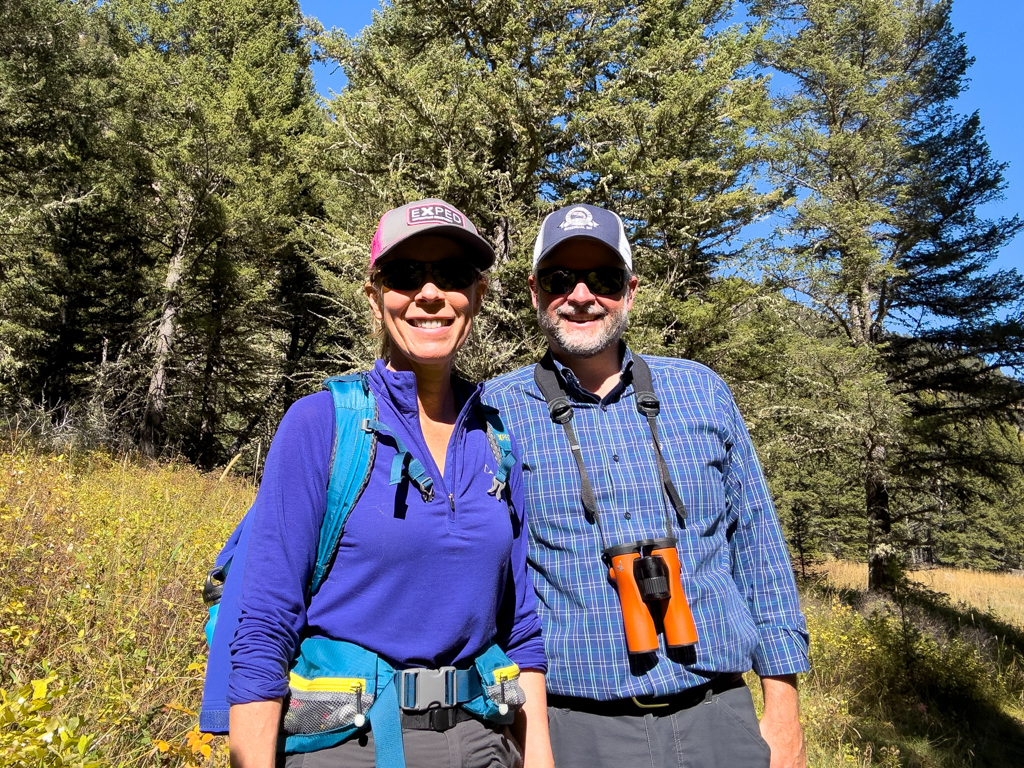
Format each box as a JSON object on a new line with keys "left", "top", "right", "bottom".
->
{"left": 369, "top": 199, "right": 495, "bottom": 270}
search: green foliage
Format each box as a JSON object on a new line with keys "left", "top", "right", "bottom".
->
{"left": 4, "top": 444, "right": 1024, "bottom": 767}
{"left": 0, "top": 0, "right": 1023, "bottom": 575}
{"left": 0, "top": 0, "right": 331, "bottom": 470}
{"left": 750, "top": 0, "right": 1024, "bottom": 586}
{"left": 801, "top": 583, "right": 1024, "bottom": 767}
{"left": 0, "top": 441, "right": 248, "bottom": 765}
{"left": 309, "top": 0, "right": 775, "bottom": 377}
{"left": 0, "top": 675, "right": 102, "bottom": 767}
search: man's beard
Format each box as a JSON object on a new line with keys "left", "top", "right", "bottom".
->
{"left": 537, "top": 304, "right": 629, "bottom": 359}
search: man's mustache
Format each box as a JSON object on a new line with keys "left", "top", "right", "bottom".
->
{"left": 556, "top": 306, "right": 606, "bottom": 319}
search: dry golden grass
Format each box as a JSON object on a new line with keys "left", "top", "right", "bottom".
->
{"left": 911, "top": 568, "right": 1024, "bottom": 629}
{"left": 815, "top": 559, "right": 868, "bottom": 591}
{"left": 0, "top": 441, "right": 253, "bottom": 766}
{"left": 815, "top": 560, "right": 1024, "bottom": 630}
{"left": 4, "top": 443, "right": 1023, "bottom": 767}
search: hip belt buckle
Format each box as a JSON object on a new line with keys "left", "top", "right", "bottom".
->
{"left": 400, "top": 667, "right": 458, "bottom": 711}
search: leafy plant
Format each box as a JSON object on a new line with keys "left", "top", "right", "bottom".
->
{"left": 0, "top": 675, "right": 102, "bottom": 767}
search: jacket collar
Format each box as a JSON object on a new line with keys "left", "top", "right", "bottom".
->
{"left": 368, "top": 359, "right": 481, "bottom": 417}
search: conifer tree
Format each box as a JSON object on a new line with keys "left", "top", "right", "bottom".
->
{"left": 752, "top": 0, "right": 1024, "bottom": 587}
{"left": 110, "top": 0, "right": 323, "bottom": 464}
{"left": 0, "top": 0, "right": 130, "bottom": 412}
{"left": 313, "top": 0, "right": 774, "bottom": 375}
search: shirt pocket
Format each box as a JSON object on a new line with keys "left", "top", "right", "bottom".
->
{"left": 656, "top": 422, "right": 729, "bottom": 539}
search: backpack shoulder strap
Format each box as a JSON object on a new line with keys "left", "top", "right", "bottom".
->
{"left": 201, "top": 373, "right": 378, "bottom": 733}
{"left": 313, "top": 373, "right": 378, "bottom": 596}
{"left": 478, "top": 403, "right": 516, "bottom": 500}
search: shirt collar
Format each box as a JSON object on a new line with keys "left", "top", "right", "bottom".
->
{"left": 369, "top": 359, "right": 479, "bottom": 416}
{"left": 548, "top": 343, "right": 635, "bottom": 406}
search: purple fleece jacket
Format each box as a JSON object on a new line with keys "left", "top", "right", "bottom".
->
{"left": 226, "top": 361, "right": 545, "bottom": 705}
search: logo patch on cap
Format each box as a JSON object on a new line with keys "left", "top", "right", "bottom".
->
{"left": 559, "top": 207, "right": 599, "bottom": 231}
{"left": 408, "top": 204, "right": 465, "bottom": 228}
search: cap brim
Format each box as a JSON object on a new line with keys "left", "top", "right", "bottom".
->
{"left": 374, "top": 226, "right": 495, "bottom": 270}
{"left": 535, "top": 234, "right": 629, "bottom": 268}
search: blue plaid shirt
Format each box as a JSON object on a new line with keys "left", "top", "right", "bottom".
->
{"left": 484, "top": 349, "right": 809, "bottom": 700}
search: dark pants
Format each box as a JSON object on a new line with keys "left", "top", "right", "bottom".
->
{"left": 547, "top": 684, "right": 771, "bottom": 768}
{"left": 283, "top": 718, "right": 522, "bottom": 768}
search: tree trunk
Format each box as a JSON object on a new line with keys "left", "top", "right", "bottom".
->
{"left": 491, "top": 216, "right": 510, "bottom": 264}
{"left": 866, "top": 435, "right": 897, "bottom": 590}
{"left": 141, "top": 227, "right": 188, "bottom": 457}
{"left": 196, "top": 287, "right": 224, "bottom": 471}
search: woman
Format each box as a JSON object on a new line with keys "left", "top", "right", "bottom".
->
{"left": 225, "top": 200, "right": 552, "bottom": 768}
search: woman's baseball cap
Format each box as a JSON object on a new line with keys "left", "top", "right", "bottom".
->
{"left": 369, "top": 199, "right": 495, "bottom": 270}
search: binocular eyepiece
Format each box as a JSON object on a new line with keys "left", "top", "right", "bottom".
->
{"left": 603, "top": 537, "right": 698, "bottom": 654}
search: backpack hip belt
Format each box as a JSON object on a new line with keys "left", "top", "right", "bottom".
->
{"left": 280, "top": 637, "right": 523, "bottom": 764}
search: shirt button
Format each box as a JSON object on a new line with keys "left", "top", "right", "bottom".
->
{"left": 624, "top": 512, "right": 631, "bottom": 520}
{"left": 613, "top": 454, "right": 620, "bottom": 462}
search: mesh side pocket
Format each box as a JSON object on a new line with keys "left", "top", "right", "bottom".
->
{"left": 283, "top": 689, "right": 375, "bottom": 735}
{"left": 484, "top": 680, "right": 526, "bottom": 709}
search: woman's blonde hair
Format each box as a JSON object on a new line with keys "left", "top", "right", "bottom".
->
{"left": 367, "top": 272, "right": 393, "bottom": 361}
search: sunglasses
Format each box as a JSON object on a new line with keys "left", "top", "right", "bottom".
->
{"left": 536, "top": 266, "right": 630, "bottom": 296}
{"left": 375, "top": 258, "right": 480, "bottom": 292}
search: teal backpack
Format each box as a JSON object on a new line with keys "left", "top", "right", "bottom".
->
{"left": 199, "top": 373, "right": 519, "bottom": 767}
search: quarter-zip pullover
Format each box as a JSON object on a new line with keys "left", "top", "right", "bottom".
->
{"left": 227, "top": 361, "right": 545, "bottom": 706}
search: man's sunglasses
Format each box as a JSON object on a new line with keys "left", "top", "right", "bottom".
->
{"left": 536, "top": 266, "right": 630, "bottom": 296}
{"left": 375, "top": 258, "right": 480, "bottom": 292}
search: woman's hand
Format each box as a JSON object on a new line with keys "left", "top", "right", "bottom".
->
{"left": 513, "top": 670, "right": 555, "bottom": 768}
{"left": 229, "top": 699, "right": 283, "bottom": 768}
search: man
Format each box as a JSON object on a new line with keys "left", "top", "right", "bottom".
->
{"left": 484, "top": 203, "right": 809, "bottom": 768}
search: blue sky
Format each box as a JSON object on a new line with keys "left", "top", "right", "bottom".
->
{"left": 300, "top": 1, "right": 1024, "bottom": 275}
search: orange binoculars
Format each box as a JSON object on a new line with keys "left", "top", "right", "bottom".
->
{"left": 604, "top": 537, "right": 698, "bottom": 654}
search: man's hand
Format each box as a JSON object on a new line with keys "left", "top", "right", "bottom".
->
{"left": 759, "top": 674, "right": 806, "bottom": 768}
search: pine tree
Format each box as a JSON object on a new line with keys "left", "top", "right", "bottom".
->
{"left": 0, "top": 0, "right": 131, "bottom": 412}
{"left": 312, "top": 0, "right": 775, "bottom": 376}
{"left": 751, "top": 0, "right": 1024, "bottom": 587}
{"left": 110, "top": 0, "right": 323, "bottom": 464}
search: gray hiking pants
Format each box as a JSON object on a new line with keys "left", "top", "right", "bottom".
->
{"left": 547, "top": 682, "right": 771, "bottom": 768}
{"left": 283, "top": 717, "right": 522, "bottom": 768}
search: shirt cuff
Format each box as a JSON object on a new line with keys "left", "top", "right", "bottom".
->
{"left": 750, "top": 625, "right": 810, "bottom": 677}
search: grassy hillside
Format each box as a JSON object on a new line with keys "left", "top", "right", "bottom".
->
{"left": 2, "top": 443, "right": 1023, "bottom": 766}
{"left": 0, "top": 441, "right": 250, "bottom": 765}
{"left": 820, "top": 560, "right": 1024, "bottom": 630}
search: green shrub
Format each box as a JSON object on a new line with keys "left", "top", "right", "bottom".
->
{"left": 0, "top": 674, "right": 102, "bottom": 767}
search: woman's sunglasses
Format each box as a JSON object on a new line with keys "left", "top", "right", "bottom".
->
{"left": 536, "top": 266, "right": 629, "bottom": 296}
{"left": 375, "top": 258, "right": 480, "bottom": 292}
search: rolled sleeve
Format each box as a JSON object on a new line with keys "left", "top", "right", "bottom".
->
{"left": 723, "top": 389, "right": 810, "bottom": 677}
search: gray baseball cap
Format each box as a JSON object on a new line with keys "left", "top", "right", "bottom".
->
{"left": 369, "top": 199, "right": 495, "bottom": 270}
{"left": 532, "top": 203, "right": 632, "bottom": 270}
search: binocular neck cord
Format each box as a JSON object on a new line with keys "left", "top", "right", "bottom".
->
{"left": 630, "top": 361, "right": 688, "bottom": 537}
{"left": 533, "top": 353, "right": 686, "bottom": 545}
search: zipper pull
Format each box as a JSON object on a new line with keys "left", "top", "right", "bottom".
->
{"left": 448, "top": 493, "right": 455, "bottom": 511}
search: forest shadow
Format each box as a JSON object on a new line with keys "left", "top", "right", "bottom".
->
{"left": 803, "top": 575, "right": 1024, "bottom": 767}
{"left": 897, "top": 581, "right": 1024, "bottom": 658}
